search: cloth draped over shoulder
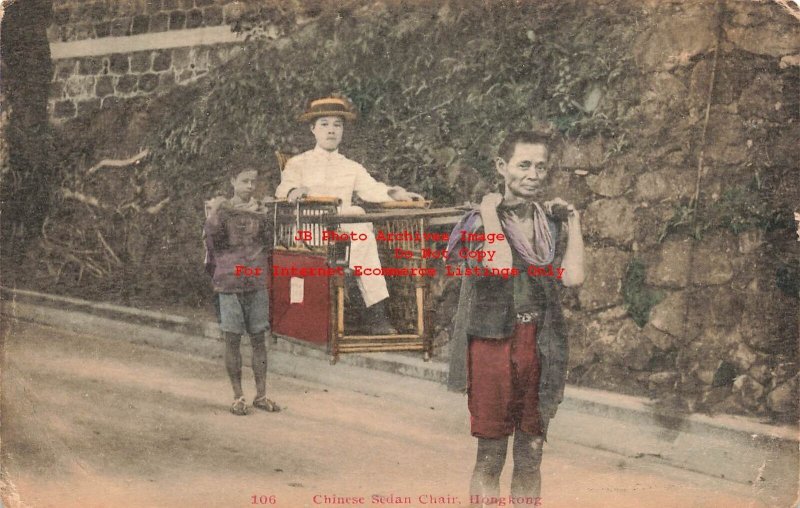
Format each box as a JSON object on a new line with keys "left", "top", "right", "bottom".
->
{"left": 203, "top": 199, "right": 271, "bottom": 293}
{"left": 445, "top": 206, "right": 569, "bottom": 438}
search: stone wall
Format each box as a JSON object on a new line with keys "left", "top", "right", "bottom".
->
{"left": 50, "top": 44, "right": 243, "bottom": 118}
{"left": 557, "top": 0, "right": 799, "bottom": 419}
{"left": 48, "top": 0, "right": 241, "bottom": 42}
{"left": 28, "top": 0, "right": 800, "bottom": 421}
{"left": 45, "top": 0, "right": 262, "bottom": 120}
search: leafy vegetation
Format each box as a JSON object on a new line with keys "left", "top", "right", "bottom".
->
{"left": 622, "top": 258, "right": 664, "bottom": 327}
{"left": 147, "top": 1, "right": 639, "bottom": 206}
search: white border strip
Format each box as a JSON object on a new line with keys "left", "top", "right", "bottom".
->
{"left": 50, "top": 25, "right": 243, "bottom": 60}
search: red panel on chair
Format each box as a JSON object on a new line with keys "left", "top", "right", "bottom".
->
{"left": 270, "top": 251, "right": 330, "bottom": 346}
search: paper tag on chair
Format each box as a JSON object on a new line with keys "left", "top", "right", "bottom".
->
{"left": 290, "top": 277, "right": 304, "bottom": 304}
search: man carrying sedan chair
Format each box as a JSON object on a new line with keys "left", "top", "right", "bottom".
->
{"left": 447, "top": 131, "right": 585, "bottom": 506}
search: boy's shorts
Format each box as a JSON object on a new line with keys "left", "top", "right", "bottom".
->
{"left": 467, "top": 322, "right": 542, "bottom": 439}
{"left": 218, "top": 289, "right": 269, "bottom": 336}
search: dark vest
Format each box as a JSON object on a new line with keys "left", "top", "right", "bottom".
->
{"left": 448, "top": 216, "right": 569, "bottom": 437}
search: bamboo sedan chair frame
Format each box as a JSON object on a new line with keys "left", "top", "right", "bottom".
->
{"left": 273, "top": 151, "right": 437, "bottom": 363}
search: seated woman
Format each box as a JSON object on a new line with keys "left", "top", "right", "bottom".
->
{"left": 275, "top": 95, "right": 423, "bottom": 334}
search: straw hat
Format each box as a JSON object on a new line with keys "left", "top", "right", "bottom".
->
{"left": 297, "top": 96, "right": 358, "bottom": 123}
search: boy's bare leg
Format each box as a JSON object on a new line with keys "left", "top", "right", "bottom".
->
{"left": 469, "top": 436, "right": 508, "bottom": 507}
{"left": 510, "top": 430, "right": 544, "bottom": 501}
{"left": 251, "top": 331, "right": 267, "bottom": 400}
{"left": 223, "top": 332, "right": 244, "bottom": 399}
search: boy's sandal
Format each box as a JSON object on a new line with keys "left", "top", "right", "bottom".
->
{"left": 253, "top": 396, "right": 281, "bottom": 412}
{"left": 230, "top": 396, "right": 248, "bottom": 416}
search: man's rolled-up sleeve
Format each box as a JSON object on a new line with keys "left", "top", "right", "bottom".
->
{"left": 353, "top": 162, "right": 394, "bottom": 202}
{"left": 275, "top": 158, "right": 302, "bottom": 198}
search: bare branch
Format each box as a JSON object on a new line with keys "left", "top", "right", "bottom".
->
{"left": 86, "top": 149, "right": 150, "bottom": 176}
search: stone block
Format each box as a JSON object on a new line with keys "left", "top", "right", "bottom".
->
{"left": 65, "top": 75, "right": 95, "bottom": 97}
{"left": 223, "top": 2, "right": 246, "bottom": 22}
{"left": 648, "top": 371, "right": 679, "bottom": 391}
{"left": 577, "top": 247, "right": 629, "bottom": 311}
{"left": 171, "top": 47, "right": 192, "bottom": 69}
{"left": 59, "top": 25, "right": 76, "bottom": 42}
{"left": 646, "top": 237, "right": 692, "bottom": 288}
{"left": 737, "top": 229, "right": 763, "bottom": 254}
{"left": 713, "top": 57, "right": 758, "bottom": 106}
{"left": 88, "top": 2, "right": 107, "bottom": 23}
{"left": 138, "top": 73, "right": 160, "bottom": 92}
{"left": 740, "top": 288, "right": 798, "bottom": 354}
{"left": 704, "top": 110, "right": 747, "bottom": 165}
{"left": 197, "top": 0, "right": 214, "bottom": 6}
{"left": 130, "top": 52, "right": 152, "bottom": 73}
{"left": 588, "top": 319, "right": 653, "bottom": 370}
{"left": 725, "top": 8, "right": 800, "bottom": 57}
{"left": 649, "top": 290, "right": 687, "bottom": 337}
{"left": 688, "top": 59, "right": 712, "bottom": 109}
{"left": 738, "top": 73, "right": 786, "bottom": 122}
{"left": 186, "top": 8, "right": 203, "bottom": 28}
{"left": 560, "top": 137, "right": 605, "bottom": 169}
{"left": 779, "top": 54, "right": 800, "bottom": 68}
{"left": 78, "top": 57, "right": 103, "bottom": 75}
{"left": 146, "top": 0, "right": 162, "bottom": 14}
{"left": 583, "top": 198, "right": 637, "bottom": 245}
{"left": 177, "top": 69, "right": 194, "bottom": 82}
{"left": 163, "top": 0, "right": 179, "bottom": 9}
{"left": 586, "top": 165, "right": 632, "bottom": 198}
{"left": 94, "top": 22, "right": 111, "bottom": 38}
{"left": 169, "top": 10, "right": 186, "bottom": 29}
{"left": 109, "top": 54, "right": 130, "bottom": 75}
{"left": 643, "top": 324, "right": 675, "bottom": 350}
{"left": 54, "top": 100, "right": 76, "bottom": 118}
{"left": 111, "top": 17, "right": 132, "bottom": 37}
{"left": 641, "top": 72, "right": 688, "bottom": 112}
{"left": 49, "top": 81, "right": 65, "bottom": 100}
{"left": 732, "top": 375, "right": 765, "bottom": 406}
{"left": 152, "top": 51, "right": 172, "bottom": 72}
{"left": 688, "top": 287, "right": 744, "bottom": 334}
{"left": 634, "top": 169, "right": 694, "bottom": 202}
{"left": 732, "top": 343, "right": 758, "bottom": 372}
{"left": 191, "top": 47, "right": 210, "bottom": 70}
{"left": 77, "top": 98, "right": 101, "bottom": 116}
{"left": 101, "top": 96, "right": 122, "bottom": 110}
{"left": 159, "top": 71, "right": 176, "bottom": 89}
{"left": 95, "top": 76, "right": 114, "bottom": 97}
{"left": 633, "top": 3, "right": 717, "bottom": 71}
{"left": 131, "top": 14, "right": 150, "bottom": 35}
{"left": 55, "top": 60, "right": 77, "bottom": 80}
{"left": 116, "top": 75, "right": 138, "bottom": 94}
{"left": 46, "top": 25, "right": 61, "bottom": 43}
{"left": 53, "top": 7, "right": 71, "bottom": 25}
{"left": 691, "top": 233, "right": 734, "bottom": 285}
{"left": 151, "top": 12, "right": 169, "bottom": 32}
{"left": 616, "top": 319, "right": 654, "bottom": 370}
{"left": 181, "top": 0, "right": 195, "bottom": 9}
{"left": 770, "top": 124, "right": 800, "bottom": 167}
{"left": 74, "top": 23, "right": 95, "bottom": 41}
{"left": 748, "top": 363, "right": 770, "bottom": 387}
{"left": 766, "top": 374, "right": 798, "bottom": 414}
{"left": 596, "top": 305, "right": 627, "bottom": 322}
{"left": 204, "top": 6, "right": 223, "bottom": 25}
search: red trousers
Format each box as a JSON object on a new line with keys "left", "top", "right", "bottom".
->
{"left": 467, "top": 322, "right": 542, "bottom": 439}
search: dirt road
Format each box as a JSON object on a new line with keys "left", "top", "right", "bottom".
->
{"left": 2, "top": 320, "right": 774, "bottom": 508}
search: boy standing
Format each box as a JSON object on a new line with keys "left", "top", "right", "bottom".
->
{"left": 205, "top": 166, "right": 280, "bottom": 415}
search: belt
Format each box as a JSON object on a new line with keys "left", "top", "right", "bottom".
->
{"left": 516, "top": 311, "right": 539, "bottom": 323}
